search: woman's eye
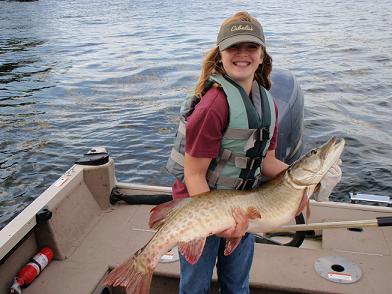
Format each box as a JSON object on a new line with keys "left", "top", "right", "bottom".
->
{"left": 227, "top": 45, "right": 239, "bottom": 50}
{"left": 226, "top": 43, "right": 259, "bottom": 51}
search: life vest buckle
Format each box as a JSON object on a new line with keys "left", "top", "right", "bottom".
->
{"left": 235, "top": 178, "right": 256, "bottom": 190}
{"left": 262, "top": 127, "right": 270, "bottom": 140}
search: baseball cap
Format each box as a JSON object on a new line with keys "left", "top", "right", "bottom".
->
{"left": 217, "top": 20, "right": 265, "bottom": 51}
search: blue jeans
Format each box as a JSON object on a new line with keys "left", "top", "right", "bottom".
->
{"left": 179, "top": 233, "right": 255, "bottom": 294}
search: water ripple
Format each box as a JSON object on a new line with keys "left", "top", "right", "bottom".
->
{"left": 1, "top": 0, "right": 392, "bottom": 228}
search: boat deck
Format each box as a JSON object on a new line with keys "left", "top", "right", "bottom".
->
{"left": 1, "top": 161, "right": 391, "bottom": 294}
{"left": 23, "top": 202, "right": 392, "bottom": 294}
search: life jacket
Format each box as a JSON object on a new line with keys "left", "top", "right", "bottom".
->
{"left": 166, "top": 74, "right": 276, "bottom": 190}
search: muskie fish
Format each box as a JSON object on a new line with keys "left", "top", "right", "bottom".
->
{"left": 103, "top": 137, "right": 345, "bottom": 294}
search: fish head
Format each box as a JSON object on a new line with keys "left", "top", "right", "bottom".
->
{"left": 287, "top": 137, "right": 345, "bottom": 187}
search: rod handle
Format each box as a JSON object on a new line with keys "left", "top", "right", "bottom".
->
{"left": 377, "top": 216, "right": 392, "bottom": 227}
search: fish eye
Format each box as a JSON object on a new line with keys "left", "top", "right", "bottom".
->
{"left": 310, "top": 149, "right": 317, "bottom": 155}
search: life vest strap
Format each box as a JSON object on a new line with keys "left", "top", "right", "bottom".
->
{"left": 207, "top": 149, "right": 232, "bottom": 187}
{"left": 244, "top": 127, "right": 270, "bottom": 152}
{"left": 170, "top": 140, "right": 262, "bottom": 170}
{"left": 178, "top": 120, "right": 186, "bottom": 136}
{"left": 206, "top": 148, "right": 262, "bottom": 189}
{"left": 206, "top": 173, "right": 260, "bottom": 190}
{"left": 170, "top": 148, "right": 185, "bottom": 166}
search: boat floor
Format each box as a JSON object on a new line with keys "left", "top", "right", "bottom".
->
{"left": 23, "top": 202, "right": 392, "bottom": 294}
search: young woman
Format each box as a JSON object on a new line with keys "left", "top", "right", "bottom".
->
{"left": 166, "top": 11, "right": 341, "bottom": 294}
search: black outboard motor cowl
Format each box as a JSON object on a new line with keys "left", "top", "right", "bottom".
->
{"left": 270, "top": 68, "right": 304, "bottom": 164}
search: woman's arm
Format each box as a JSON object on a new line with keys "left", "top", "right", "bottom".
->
{"left": 184, "top": 152, "right": 212, "bottom": 196}
{"left": 261, "top": 149, "right": 289, "bottom": 179}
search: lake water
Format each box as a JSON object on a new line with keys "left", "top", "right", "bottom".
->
{"left": 1, "top": 0, "right": 391, "bottom": 228}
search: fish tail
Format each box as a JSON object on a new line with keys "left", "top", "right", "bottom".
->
{"left": 103, "top": 248, "right": 153, "bottom": 294}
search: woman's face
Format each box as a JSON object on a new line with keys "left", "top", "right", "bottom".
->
{"left": 220, "top": 42, "right": 264, "bottom": 90}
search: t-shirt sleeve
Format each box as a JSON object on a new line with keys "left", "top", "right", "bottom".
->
{"left": 268, "top": 99, "right": 279, "bottom": 150}
{"left": 185, "top": 88, "right": 228, "bottom": 158}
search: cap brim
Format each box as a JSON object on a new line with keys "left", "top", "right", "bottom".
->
{"left": 218, "top": 35, "right": 265, "bottom": 51}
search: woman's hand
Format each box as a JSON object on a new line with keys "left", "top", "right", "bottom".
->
{"left": 217, "top": 208, "right": 249, "bottom": 238}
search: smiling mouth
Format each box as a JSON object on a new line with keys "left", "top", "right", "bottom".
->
{"left": 233, "top": 61, "right": 251, "bottom": 66}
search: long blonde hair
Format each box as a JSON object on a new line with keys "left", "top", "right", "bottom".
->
{"left": 194, "top": 11, "right": 272, "bottom": 97}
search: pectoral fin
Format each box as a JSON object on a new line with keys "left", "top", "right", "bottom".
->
{"left": 295, "top": 187, "right": 311, "bottom": 217}
{"left": 246, "top": 207, "right": 262, "bottom": 219}
{"left": 224, "top": 237, "right": 242, "bottom": 256}
{"left": 178, "top": 237, "right": 206, "bottom": 264}
{"left": 305, "top": 200, "right": 311, "bottom": 223}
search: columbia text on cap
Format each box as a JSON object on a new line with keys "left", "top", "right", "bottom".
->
{"left": 217, "top": 21, "right": 265, "bottom": 51}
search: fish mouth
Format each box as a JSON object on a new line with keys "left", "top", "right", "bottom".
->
{"left": 320, "top": 137, "right": 345, "bottom": 169}
{"left": 287, "top": 137, "right": 345, "bottom": 188}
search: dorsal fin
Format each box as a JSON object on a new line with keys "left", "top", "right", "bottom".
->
{"left": 149, "top": 198, "right": 191, "bottom": 230}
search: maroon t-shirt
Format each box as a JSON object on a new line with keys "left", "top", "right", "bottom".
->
{"left": 172, "top": 86, "right": 279, "bottom": 199}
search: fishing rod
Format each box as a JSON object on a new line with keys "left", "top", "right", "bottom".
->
{"left": 268, "top": 216, "right": 392, "bottom": 233}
